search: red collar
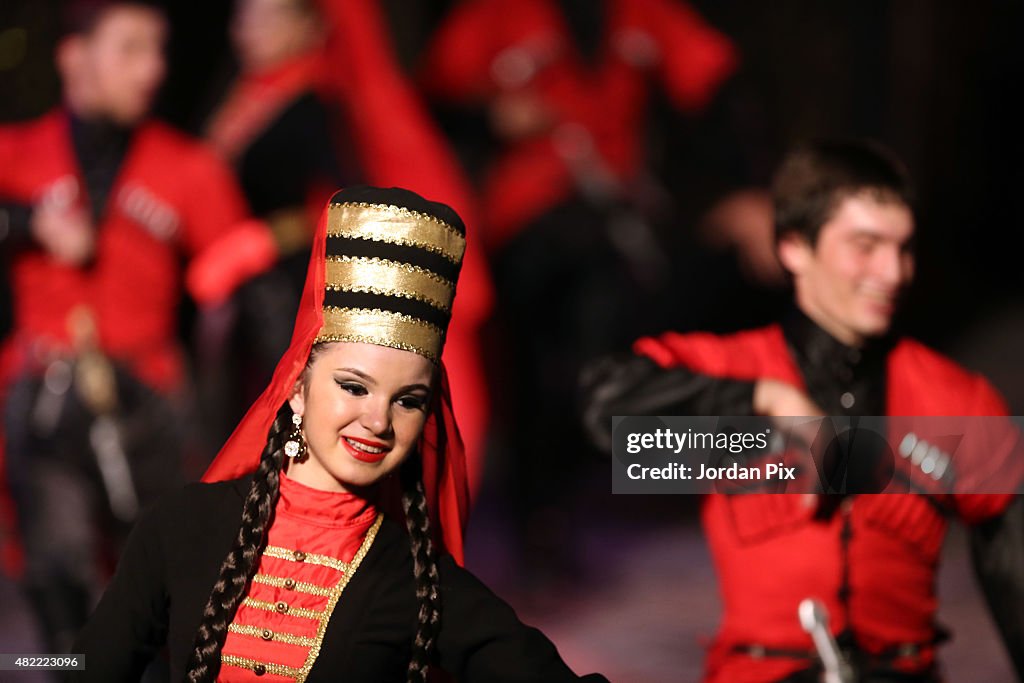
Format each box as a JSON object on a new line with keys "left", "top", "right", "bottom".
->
{"left": 276, "top": 471, "right": 378, "bottom": 530}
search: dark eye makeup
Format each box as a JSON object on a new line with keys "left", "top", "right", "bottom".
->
{"left": 396, "top": 394, "right": 429, "bottom": 411}
{"left": 334, "top": 378, "right": 428, "bottom": 411}
{"left": 335, "top": 380, "right": 368, "bottom": 396}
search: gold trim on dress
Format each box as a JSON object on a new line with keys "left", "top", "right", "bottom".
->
{"left": 221, "top": 515, "right": 383, "bottom": 682}
{"left": 325, "top": 256, "right": 455, "bottom": 311}
{"left": 228, "top": 623, "right": 318, "bottom": 647}
{"left": 297, "top": 513, "right": 382, "bottom": 681}
{"left": 327, "top": 202, "right": 466, "bottom": 264}
{"left": 241, "top": 597, "right": 323, "bottom": 620}
{"left": 263, "top": 546, "right": 350, "bottom": 573}
{"left": 252, "top": 573, "right": 335, "bottom": 598}
{"left": 316, "top": 308, "right": 443, "bottom": 363}
{"left": 220, "top": 654, "right": 303, "bottom": 678}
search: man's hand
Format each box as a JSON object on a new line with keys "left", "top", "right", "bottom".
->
{"left": 700, "top": 189, "right": 787, "bottom": 287}
{"left": 753, "top": 378, "right": 824, "bottom": 417}
{"left": 31, "top": 202, "right": 95, "bottom": 266}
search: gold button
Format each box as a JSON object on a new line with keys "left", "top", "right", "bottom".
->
{"left": 275, "top": 601, "right": 289, "bottom": 614}
{"left": 283, "top": 578, "right": 296, "bottom": 590}
{"left": 293, "top": 550, "right": 306, "bottom": 562}
{"left": 261, "top": 629, "right": 273, "bottom": 641}
{"left": 254, "top": 664, "right": 267, "bottom": 676}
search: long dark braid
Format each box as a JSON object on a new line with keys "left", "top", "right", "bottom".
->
{"left": 184, "top": 403, "right": 293, "bottom": 683}
{"left": 400, "top": 454, "right": 442, "bottom": 683}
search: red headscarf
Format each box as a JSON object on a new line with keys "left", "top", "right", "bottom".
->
{"left": 201, "top": 196, "right": 471, "bottom": 564}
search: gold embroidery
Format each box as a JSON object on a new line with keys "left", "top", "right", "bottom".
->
{"left": 228, "top": 623, "right": 317, "bottom": 647}
{"left": 325, "top": 256, "right": 455, "bottom": 311}
{"left": 327, "top": 202, "right": 466, "bottom": 264}
{"left": 242, "top": 597, "right": 322, "bottom": 620}
{"left": 326, "top": 255, "right": 454, "bottom": 287}
{"left": 296, "top": 513, "right": 382, "bottom": 682}
{"left": 221, "top": 654, "right": 302, "bottom": 678}
{"left": 263, "top": 545, "right": 349, "bottom": 572}
{"left": 253, "top": 573, "right": 334, "bottom": 598}
{"left": 313, "top": 333, "right": 440, "bottom": 364}
{"left": 221, "top": 515, "right": 383, "bottom": 682}
{"left": 316, "top": 308, "right": 443, "bottom": 363}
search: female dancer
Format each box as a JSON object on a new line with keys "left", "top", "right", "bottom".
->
{"left": 72, "top": 186, "right": 607, "bottom": 682}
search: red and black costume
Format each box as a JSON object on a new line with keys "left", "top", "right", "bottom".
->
{"left": 583, "top": 310, "right": 1024, "bottom": 682}
{"left": 72, "top": 472, "right": 608, "bottom": 682}
{"left": 0, "top": 109, "right": 273, "bottom": 393}
{"left": 0, "top": 109, "right": 276, "bottom": 647}
{"left": 205, "top": 49, "right": 350, "bottom": 257}
{"left": 423, "top": 0, "right": 740, "bottom": 577}
{"left": 216, "top": 472, "right": 380, "bottom": 679}
{"left": 72, "top": 186, "right": 608, "bottom": 682}
{"left": 200, "top": 50, "right": 354, "bottom": 446}
{"left": 423, "top": 0, "right": 737, "bottom": 247}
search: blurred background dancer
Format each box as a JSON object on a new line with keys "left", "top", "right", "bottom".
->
{"left": 0, "top": 0, "right": 278, "bottom": 654}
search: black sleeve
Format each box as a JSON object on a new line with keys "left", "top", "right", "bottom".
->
{"left": 435, "top": 557, "right": 609, "bottom": 683}
{"left": 289, "top": 93, "right": 350, "bottom": 189}
{"left": 237, "top": 92, "right": 354, "bottom": 216}
{"left": 970, "top": 494, "right": 1024, "bottom": 681}
{"left": 68, "top": 501, "right": 169, "bottom": 682}
{"left": 579, "top": 353, "right": 756, "bottom": 454}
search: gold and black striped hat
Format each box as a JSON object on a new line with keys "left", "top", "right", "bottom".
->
{"left": 315, "top": 186, "right": 465, "bottom": 363}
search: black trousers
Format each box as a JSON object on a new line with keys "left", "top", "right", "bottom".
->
{"left": 3, "top": 367, "right": 185, "bottom": 653}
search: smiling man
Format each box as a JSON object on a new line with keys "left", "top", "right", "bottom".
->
{"left": 582, "top": 140, "right": 1023, "bottom": 682}
{"left": 782, "top": 202, "right": 911, "bottom": 346}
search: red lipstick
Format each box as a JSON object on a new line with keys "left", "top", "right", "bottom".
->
{"left": 340, "top": 435, "right": 391, "bottom": 463}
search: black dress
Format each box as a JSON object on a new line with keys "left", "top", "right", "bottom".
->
{"left": 70, "top": 477, "right": 609, "bottom": 682}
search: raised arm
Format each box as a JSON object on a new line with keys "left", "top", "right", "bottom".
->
{"left": 580, "top": 352, "right": 756, "bottom": 453}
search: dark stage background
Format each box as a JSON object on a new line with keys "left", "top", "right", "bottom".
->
{"left": 0, "top": 2, "right": 1021, "bottom": 681}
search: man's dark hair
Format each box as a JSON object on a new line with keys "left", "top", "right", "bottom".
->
{"left": 60, "top": 0, "right": 166, "bottom": 39}
{"left": 772, "top": 140, "right": 914, "bottom": 245}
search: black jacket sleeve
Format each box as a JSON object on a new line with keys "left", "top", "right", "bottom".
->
{"left": 580, "top": 352, "right": 756, "bottom": 453}
{"left": 970, "top": 494, "right": 1024, "bottom": 681}
{"left": 68, "top": 500, "right": 169, "bottom": 681}
{"left": 435, "top": 556, "right": 609, "bottom": 682}
{"left": 237, "top": 92, "right": 353, "bottom": 216}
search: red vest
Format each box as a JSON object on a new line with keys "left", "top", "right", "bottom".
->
{"left": 0, "top": 110, "right": 265, "bottom": 577}
{"left": 635, "top": 324, "right": 1014, "bottom": 683}
{"left": 0, "top": 110, "right": 258, "bottom": 392}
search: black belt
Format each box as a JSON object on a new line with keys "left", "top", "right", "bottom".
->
{"left": 731, "top": 631, "right": 948, "bottom": 683}
{"left": 774, "top": 669, "right": 940, "bottom": 683}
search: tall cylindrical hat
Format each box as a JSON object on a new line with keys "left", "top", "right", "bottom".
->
{"left": 203, "top": 186, "right": 471, "bottom": 562}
